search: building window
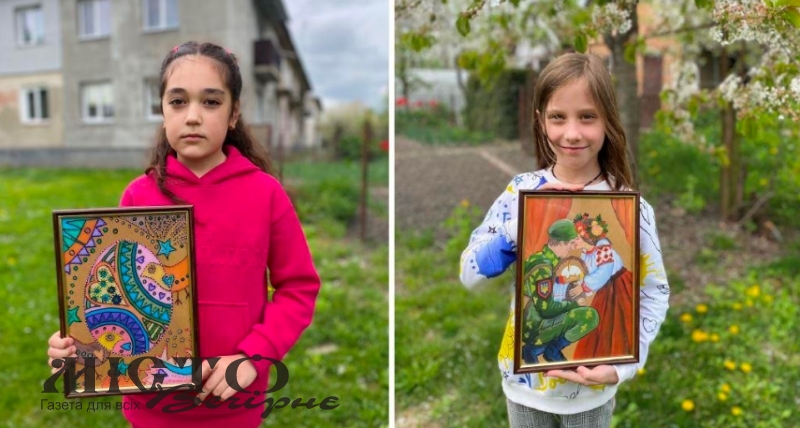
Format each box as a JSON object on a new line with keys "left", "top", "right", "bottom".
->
{"left": 143, "top": 0, "right": 178, "bottom": 31}
{"left": 78, "top": 0, "right": 111, "bottom": 39}
{"left": 81, "top": 82, "right": 114, "bottom": 123}
{"left": 255, "top": 86, "right": 265, "bottom": 124}
{"left": 145, "top": 79, "right": 162, "bottom": 120}
{"left": 15, "top": 6, "right": 44, "bottom": 47}
{"left": 20, "top": 87, "right": 49, "bottom": 122}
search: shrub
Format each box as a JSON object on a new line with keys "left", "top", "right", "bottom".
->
{"left": 462, "top": 69, "right": 530, "bottom": 140}
{"left": 641, "top": 109, "right": 800, "bottom": 228}
{"left": 396, "top": 104, "right": 495, "bottom": 146}
{"left": 292, "top": 177, "right": 360, "bottom": 227}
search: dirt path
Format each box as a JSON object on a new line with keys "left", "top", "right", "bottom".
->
{"left": 395, "top": 137, "right": 537, "bottom": 231}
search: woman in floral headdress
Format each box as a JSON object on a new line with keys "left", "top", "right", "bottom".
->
{"left": 569, "top": 213, "right": 635, "bottom": 360}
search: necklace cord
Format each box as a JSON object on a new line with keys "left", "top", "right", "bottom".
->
{"left": 551, "top": 167, "right": 603, "bottom": 186}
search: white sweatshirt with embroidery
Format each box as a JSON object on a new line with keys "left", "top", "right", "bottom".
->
{"left": 459, "top": 168, "right": 670, "bottom": 415}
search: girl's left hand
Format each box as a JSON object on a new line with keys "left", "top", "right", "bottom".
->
{"left": 197, "top": 353, "right": 258, "bottom": 401}
{"left": 546, "top": 365, "right": 619, "bottom": 386}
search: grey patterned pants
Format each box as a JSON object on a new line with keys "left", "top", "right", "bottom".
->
{"left": 506, "top": 398, "right": 614, "bottom": 428}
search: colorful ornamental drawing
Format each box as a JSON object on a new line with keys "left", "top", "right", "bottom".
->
{"left": 60, "top": 217, "right": 106, "bottom": 274}
{"left": 53, "top": 207, "right": 198, "bottom": 397}
{"left": 84, "top": 240, "right": 185, "bottom": 356}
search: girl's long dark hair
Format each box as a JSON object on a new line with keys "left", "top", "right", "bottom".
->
{"left": 145, "top": 41, "right": 272, "bottom": 202}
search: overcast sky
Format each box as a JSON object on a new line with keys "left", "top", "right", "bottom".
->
{"left": 284, "top": 0, "right": 389, "bottom": 111}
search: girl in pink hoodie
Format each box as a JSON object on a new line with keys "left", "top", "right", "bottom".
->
{"left": 47, "top": 41, "right": 321, "bottom": 427}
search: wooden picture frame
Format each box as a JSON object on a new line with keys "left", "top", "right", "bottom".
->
{"left": 53, "top": 206, "right": 199, "bottom": 397}
{"left": 514, "top": 191, "right": 640, "bottom": 374}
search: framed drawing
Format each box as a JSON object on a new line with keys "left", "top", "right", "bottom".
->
{"left": 514, "top": 191, "right": 640, "bottom": 374}
{"left": 52, "top": 206, "right": 199, "bottom": 397}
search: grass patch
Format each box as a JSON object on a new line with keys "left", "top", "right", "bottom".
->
{"left": 615, "top": 270, "right": 799, "bottom": 427}
{"left": 396, "top": 203, "right": 511, "bottom": 426}
{"left": 286, "top": 158, "right": 389, "bottom": 239}
{"left": 283, "top": 158, "right": 388, "bottom": 187}
{"left": 0, "top": 166, "right": 387, "bottom": 427}
{"left": 396, "top": 108, "right": 495, "bottom": 146}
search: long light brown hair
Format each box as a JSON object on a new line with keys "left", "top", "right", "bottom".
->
{"left": 146, "top": 41, "right": 272, "bottom": 202}
{"left": 532, "top": 53, "right": 634, "bottom": 190}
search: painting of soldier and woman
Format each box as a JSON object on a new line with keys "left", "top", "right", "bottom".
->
{"left": 514, "top": 192, "right": 640, "bottom": 373}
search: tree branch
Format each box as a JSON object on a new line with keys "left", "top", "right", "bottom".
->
{"left": 644, "top": 21, "right": 717, "bottom": 39}
{"left": 735, "top": 190, "right": 774, "bottom": 228}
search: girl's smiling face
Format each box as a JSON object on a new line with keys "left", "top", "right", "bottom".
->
{"left": 162, "top": 55, "right": 239, "bottom": 175}
{"left": 541, "top": 77, "right": 605, "bottom": 175}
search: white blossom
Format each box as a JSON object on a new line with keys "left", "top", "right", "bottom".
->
{"left": 718, "top": 74, "right": 742, "bottom": 104}
{"left": 791, "top": 77, "right": 800, "bottom": 97}
{"left": 592, "top": 3, "right": 632, "bottom": 36}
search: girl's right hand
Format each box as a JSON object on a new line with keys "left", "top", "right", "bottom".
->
{"left": 47, "top": 331, "right": 76, "bottom": 374}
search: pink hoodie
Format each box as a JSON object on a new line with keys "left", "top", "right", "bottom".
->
{"left": 119, "top": 146, "right": 320, "bottom": 427}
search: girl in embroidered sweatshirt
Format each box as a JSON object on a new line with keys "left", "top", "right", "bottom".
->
{"left": 459, "top": 53, "right": 669, "bottom": 427}
{"left": 47, "top": 42, "right": 321, "bottom": 428}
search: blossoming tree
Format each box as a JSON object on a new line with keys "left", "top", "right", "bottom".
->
{"left": 398, "top": 0, "right": 800, "bottom": 223}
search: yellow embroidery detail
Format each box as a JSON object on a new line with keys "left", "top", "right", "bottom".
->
{"left": 640, "top": 253, "right": 666, "bottom": 285}
{"left": 497, "top": 310, "right": 515, "bottom": 367}
{"left": 536, "top": 373, "right": 568, "bottom": 391}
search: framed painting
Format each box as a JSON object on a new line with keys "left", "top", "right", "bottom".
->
{"left": 52, "top": 206, "right": 199, "bottom": 397}
{"left": 514, "top": 191, "right": 640, "bottom": 374}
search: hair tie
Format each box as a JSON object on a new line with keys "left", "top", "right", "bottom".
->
{"left": 225, "top": 48, "right": 238, "bottom": 65}
{"left": 172, "top": 45, "right": 179, "bottom": 53}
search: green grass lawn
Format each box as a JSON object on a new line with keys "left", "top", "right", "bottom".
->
{"left": 283, "top": 157, "right": 389, "bottom": 187}
{"left": 395, "top": 204, "right": 800, "bottom": 427}
{"left": 0, "top": 163, "right": 388, "bottom": 427}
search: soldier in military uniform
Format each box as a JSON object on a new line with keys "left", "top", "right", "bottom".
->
{"left": 520, "top": 219, "right": 599, "bottom": 363}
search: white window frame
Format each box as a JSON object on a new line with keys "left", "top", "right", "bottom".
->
{"left": 143, "top": 0, "right": 179, "bottom": 31}
{"left": 145, "top": 79, "right": 162, "bottom": 121}
{"left": 81, "top": 81, "right": 115, "bottom": 124}
{"left": 15, "top": 5, "right": 45, "bottom": 47}
{"left": 78, "top": 0, "right": 111, "bottom": 40}
{"left": 19, "top": 87, "right": 49, "bottom": 123}
{"left": 254, "top": 85, "right": 265, "bottom": 125}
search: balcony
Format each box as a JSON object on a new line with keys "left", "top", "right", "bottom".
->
{"left": 254, "top": 39, "right": 281, "bottom": 82}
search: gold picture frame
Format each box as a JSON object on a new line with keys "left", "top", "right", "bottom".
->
{"left": 514, "top": 191, "right": 640, "bottom": 374}
{"left": 52, "top": 206, "right": 200, "bottom": 397}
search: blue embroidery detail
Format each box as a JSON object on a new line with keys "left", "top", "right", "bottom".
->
{"left": 475, "top": 234, "right": 516, "bottom": 278}
{"left": 516, "top": 373, "right": 533, "bottom": 388}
